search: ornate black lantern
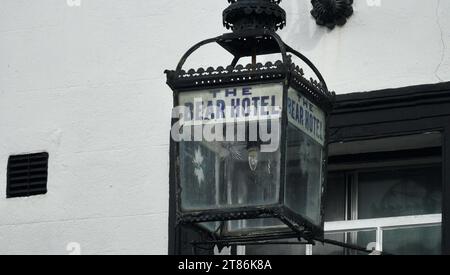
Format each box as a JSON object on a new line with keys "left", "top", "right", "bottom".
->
{"left": 165, "top": 0, "right": 334, "bottom": 244}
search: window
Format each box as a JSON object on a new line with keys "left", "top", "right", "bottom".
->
{"left": 317, "top": 165, "right": 442, "bottom": 255}
{"left": 7, "top": 152, "right": 49, "bottom": 198}
{"left": 244, "top": 133, "right": 443, "bottom": 255}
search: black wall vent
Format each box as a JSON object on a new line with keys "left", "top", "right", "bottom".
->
{"left": 7, "top": 152, "right": 49, "bottom": 198}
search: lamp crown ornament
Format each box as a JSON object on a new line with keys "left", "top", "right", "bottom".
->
{"left": 223, "top": 0, "right": 286, "bottom": 32}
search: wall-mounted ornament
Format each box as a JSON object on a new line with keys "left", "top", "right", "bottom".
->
{"left": 311, "top": 0, "right": 353, "bottom": 29}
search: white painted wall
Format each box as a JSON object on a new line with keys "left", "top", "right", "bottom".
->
{"left": 281, "top": 0, "right": 450, "bottom": 93}
{"left": 0, "top": 0, "right": 448, "bottom": 255}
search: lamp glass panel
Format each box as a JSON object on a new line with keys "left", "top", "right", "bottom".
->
{"left": 284, "top": 88, "right": 326, "bottom": 226}
{"left": 177, "top": 83, "right": 284, "bottom": 211}
{"left": 180, "top": 140, "right": 281, "bottom": 210}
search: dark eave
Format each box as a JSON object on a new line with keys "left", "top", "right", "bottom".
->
{"left": 334, "top": 81, "right": 450, "bottom": 114}
{"left": 330, "top": 81, "right": 450, "bottom": 143}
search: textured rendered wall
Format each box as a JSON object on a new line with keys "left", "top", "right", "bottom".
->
{"left": 0, "top": 0, "right": 448, "bottom": 254}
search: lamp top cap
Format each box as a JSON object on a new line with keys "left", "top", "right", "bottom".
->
{"left": 223, "top": 0, "right": 286, "bottom": 33}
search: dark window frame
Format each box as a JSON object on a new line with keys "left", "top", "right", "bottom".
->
{"left": 329, "top": 81, "right": 450, "bottom": 255}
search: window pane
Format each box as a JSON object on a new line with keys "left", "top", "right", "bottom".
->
{"left": 358, "top": 166, "right": 442, "bottom": 219}
{"left": 383, "top": 226, "right": 441, "bottom": 255}
{"left": 355, "top": 230, "right": 376, "bottom": 255}
{"left": 313, "top": 231, "right": 376, "bottom": 255}
{"left": 285, "top": 124, "right": 324, "bottom": 225}
{"left": 313, "top": 233, "right": 346, "bottom": 255}
{"left": 324, "top": 173, "right": 347, "bottom": 222}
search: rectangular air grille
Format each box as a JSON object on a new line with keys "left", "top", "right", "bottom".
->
{"left": 7, "top": 152, "right": 49, "bottom": 198}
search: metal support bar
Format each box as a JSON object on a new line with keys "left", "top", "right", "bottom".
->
{"left": 175, "top": 37, "right": 220, "bottom": 73}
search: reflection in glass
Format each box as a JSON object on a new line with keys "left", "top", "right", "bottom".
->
{"left": 324, "top": 173, "right": 347, "bottom": 222}
{"left": 358, "top": 166, "right": 442, "bottom": 219}
{"left": 285, "top": 125, "right": 324, "bottom": 225}
{"left": 383, "top": 226, "right": 441, "bottom": 255}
